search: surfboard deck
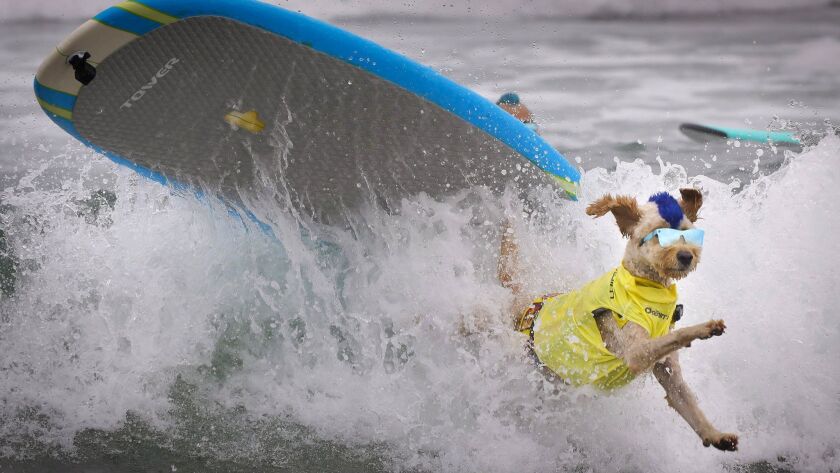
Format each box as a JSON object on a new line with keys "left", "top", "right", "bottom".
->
{"left": 34, "top": 0, "right": 580, "bottom": 222}
{"left": 679, "top": 123, "right": 801, "bottom": 148}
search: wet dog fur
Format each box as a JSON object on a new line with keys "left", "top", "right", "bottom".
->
{"left": 498, "top": 188, "right": 738, "bottom": 451}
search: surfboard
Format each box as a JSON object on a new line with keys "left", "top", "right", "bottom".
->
{"left": 33, "top": 0, "right": 580, "bottom": 222}
{"left": 679, "top": 123, "right": 801, "bottom": 148}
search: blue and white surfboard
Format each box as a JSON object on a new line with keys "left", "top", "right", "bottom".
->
{"left": 679, "top": 123, "right": 801, "bottom": 148}
{"left": 34, "top": 0, "right": 580, "bottom": 221}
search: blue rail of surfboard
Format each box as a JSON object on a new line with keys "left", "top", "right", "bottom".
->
{"left": 91, "top": 0, "right": 580, "bottom": 191}
{"left": 34, "top": 80, "right": 77, "bottom": 111}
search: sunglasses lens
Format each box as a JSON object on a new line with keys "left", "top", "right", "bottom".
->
{"left": 683, "top": 228, "right": 704, "bottom": 246}
{"left": 656, "top": 229, "right": 681, "bottom": 247}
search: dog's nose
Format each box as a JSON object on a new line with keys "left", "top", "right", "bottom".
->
{"left": 677, "top": 251, "right": 693, "bottom": 267}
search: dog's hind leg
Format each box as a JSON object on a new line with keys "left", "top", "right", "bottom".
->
{"left": 498, "top": 219, "right": 531, "bottom": 324}
{"left": 498, "top": 219, "right": 520, "bottom": 291}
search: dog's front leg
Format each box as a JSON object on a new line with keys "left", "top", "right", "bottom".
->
{"left": 653, "top": 353, "right": 738, "bottom": 451}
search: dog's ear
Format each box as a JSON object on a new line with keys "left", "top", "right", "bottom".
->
{"left": 679, "top": 188, "right": 703, "bottom": 223}
{"left": 586, "top": 194, "right": 642, "bottom": 237}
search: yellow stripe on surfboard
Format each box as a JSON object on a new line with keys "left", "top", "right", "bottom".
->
{"left": 91, "top": 18, "right": 140, "bottom": 37}
{"left": 552, "top": 175, "right": 579, "bottom": 200}
{"left": 114, "top": 1, "right": 178, "bottom": 25}
{"left": 37, "top": 98, "right": 73, "bottom": 120}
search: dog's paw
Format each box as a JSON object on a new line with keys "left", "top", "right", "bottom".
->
{"left": 703, "top": 432, "right": 738, "bottom": 451}
{"left": 698, "top": 319, "right": 726, "bottom": 340}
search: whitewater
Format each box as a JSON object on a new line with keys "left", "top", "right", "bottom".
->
{"left": 1, "top": 2, "right": 839, "bottom": 472}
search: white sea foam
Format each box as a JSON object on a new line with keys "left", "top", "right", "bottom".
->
{"left": 1, "top": 133, "right": 838, "bottom": 471}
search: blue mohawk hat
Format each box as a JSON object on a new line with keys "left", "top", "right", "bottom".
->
{"left": 648, "top": 192, "right": 684, "bottom": 229}
{"left": 497, "top": 92, "right": 520, "bottom": 105}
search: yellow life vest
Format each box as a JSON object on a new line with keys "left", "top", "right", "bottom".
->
{"left": 529, "top": 265, "right": 678, "bottom": 390}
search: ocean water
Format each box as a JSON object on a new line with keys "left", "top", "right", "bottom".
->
{"left": 1, "top": 2, "right": 840, "bottom": 473}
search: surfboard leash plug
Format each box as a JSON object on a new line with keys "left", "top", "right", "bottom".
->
{"left": 68, "top": 51, "right": 96, "bottom": 86}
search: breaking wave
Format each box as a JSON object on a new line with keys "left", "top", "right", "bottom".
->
{"left": 1, "top": 131, "right": 838, "bottom": 472}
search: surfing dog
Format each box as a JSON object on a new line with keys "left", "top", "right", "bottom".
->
{"left": 498, "top": 188, "right": 738, "bottom": 451}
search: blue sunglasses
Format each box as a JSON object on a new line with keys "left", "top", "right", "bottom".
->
{"left": 641, "top": 228, "right": 705, "bottom": 247}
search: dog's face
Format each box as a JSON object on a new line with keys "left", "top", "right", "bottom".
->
{"left": 586, "top": 188, "right": 704, "bottom": 282}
